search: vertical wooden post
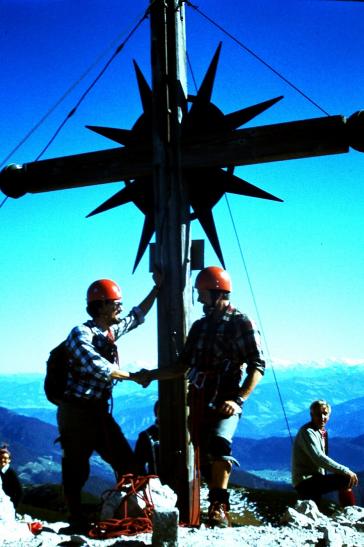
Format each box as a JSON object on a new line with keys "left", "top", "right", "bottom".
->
{"left": 149, "top": 0, "right": 197, "bottom": 523}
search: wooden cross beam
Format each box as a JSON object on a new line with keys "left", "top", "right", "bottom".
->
{"left": 1, "top": 113, "right": 363, "bottom": 198}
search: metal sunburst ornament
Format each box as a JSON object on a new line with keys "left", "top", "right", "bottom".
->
{"left": 86, "top": 44, "right": 283, "bottom": 271}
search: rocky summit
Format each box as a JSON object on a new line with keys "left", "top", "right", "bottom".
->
{"left": 1, "top": 484, "right": 364, "bottom": 546}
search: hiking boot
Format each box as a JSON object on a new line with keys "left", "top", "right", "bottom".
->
{"left": 207, "top": 501, "right": 231, "bottom": 528}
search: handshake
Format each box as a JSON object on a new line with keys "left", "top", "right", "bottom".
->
{"left": 120, "top": 364, "right": 181, "bottom": 385}
{"left": 129, "top": 368, "right": 155, "bottom": 388}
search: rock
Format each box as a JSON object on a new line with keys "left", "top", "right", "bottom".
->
{"left": 294, "top": 499, "right": 325, "bottom": 521}
{"left": 0, "top": 479, "right": 17, "bottom": 525}
{"left": 152, "top": 508, "right": 179, "bottom": 546}
{"left": 322, "top": 525, "right": 343, "bottom": 547}
{"left": 280, "top": 500, "right": 334, "bottom": 530}
{"left": 280, "top": 506, "right": 315, "bottom": 527}
{"left": 0, "top": 477, "right": 34, "bottom": 543}
{"left": 338, "top": 506, "right": 364, "bottom": 522}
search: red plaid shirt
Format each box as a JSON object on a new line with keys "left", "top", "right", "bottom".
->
{"left": 180, "top": 305, "right": 265, "bottom": 404}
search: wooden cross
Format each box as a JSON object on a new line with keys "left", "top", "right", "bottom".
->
{"left": 1, "top": 0, "right": 363, "bottom": 524}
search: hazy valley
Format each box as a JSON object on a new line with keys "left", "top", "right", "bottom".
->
{"left": 0, "top": 361, "right": 363, "bottom": 502}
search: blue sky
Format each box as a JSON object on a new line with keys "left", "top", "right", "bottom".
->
{"left": 1, "top": 0, "right": 364, "bottom": 374}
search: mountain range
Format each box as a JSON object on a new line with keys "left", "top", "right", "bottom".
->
{"left": 1, "top": 404, "right": 363, "bottom": 503}
{"left": 0, "top": 361, "right": 363, "bottom": 503}
{"left": 1, "top": 361, "right": 363, "bottom": 439}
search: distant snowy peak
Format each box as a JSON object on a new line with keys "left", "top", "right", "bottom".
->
{"left": 268, "top": 359, "right": 364, "bottom": 372}
{"left": 268, "top": 358, "right": 364, "bottom": 369}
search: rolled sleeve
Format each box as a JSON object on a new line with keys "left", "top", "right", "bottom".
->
{"left": 112, "top": 306, "right": 145, "bottom": 340}
{"left": 237, "top": 316, "right": 266, "bottom": 376}
{"left": 131, "top": 306, "right": 145, "bottom": 325}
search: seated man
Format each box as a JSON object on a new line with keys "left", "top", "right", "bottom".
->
{"left": 134, "top": 401, "right": 160, "bottom": 475}
{"left": 292, "top": 400, "right": 358, "bottom": 507}
{"left": 0, "top": 446, "right": 23, "bottom": 512}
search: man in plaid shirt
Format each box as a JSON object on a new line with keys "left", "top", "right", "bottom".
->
{"left": 57, "top": 275, "right": 160, "bottom": 534}
{"left": 136, "top": 266, "right": 265, "bottom": 528}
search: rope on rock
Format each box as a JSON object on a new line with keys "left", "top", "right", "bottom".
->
{"left": 88, "top": 474, "right": 157, "bottom": 538}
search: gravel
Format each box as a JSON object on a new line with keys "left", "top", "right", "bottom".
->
{"left": 1, "top": 485, "right": 364, "bottom": 546}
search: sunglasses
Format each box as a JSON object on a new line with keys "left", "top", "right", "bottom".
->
{"left": 105, "top": 300, "right": 123, "bottom": 309}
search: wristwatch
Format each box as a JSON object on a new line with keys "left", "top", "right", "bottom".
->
{"left": 234, "top": 396, "right": 245, "bottom": 407}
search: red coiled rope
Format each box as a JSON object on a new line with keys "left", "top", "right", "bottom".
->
{"left": 88, "top": 474, "right": 158, "bottom": 538}
{"left": 88, "top": 516, "right": 153, "bottom": 538}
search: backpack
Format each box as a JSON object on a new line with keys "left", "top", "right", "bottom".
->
{"left": 44, "top": 324, "right": 116, "bottom": 405}
{"left": 44, "top": 340, "right": 70, "bottom": 405}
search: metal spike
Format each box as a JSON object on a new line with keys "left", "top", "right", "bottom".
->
{"left": 219, "top": 169, "right": 283, "bottom": 202}
{"left": 132, "top": 214, "right": 155, "bottom": 273}
{"left": 133, "top": 60, "right": 152, "bottom": 114}
{"left": 191, "top": 42, "right": 222, "bottom": 107}
{"left": 224, "top": 96, "right": 284, "bottom": 130}
{"left": 192, "top": 206, "right": 226, "bottom": 268}
{"left": 86, "top": 184, "right": 139, "bottom": 218}
{"left": 85, "top": 125, "right": 132, "bottom": 146}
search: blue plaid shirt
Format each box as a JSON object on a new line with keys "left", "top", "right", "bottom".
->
{"left": 64, "top": 307, "right": 144, "bottom": 401}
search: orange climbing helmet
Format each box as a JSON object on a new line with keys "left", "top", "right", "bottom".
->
{"left": 87, "top": 279, "right": 122, "bottom": 303}
{"left": 195, "top": 266, "right": 232, "bottom": 292}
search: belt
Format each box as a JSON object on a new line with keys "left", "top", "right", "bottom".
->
{"left": 62, "top": 396, "right": 109, "bottom": 411}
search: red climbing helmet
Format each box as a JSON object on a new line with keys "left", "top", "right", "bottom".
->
{"left": 87, "top": 279, "right": 122, "bottom": 303}
{"left": 195, "top": 266, "right": 232, "bottom": 292}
